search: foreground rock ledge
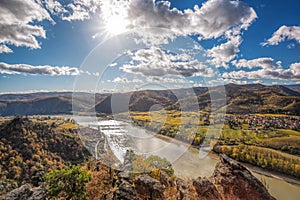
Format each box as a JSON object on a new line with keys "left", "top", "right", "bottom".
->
{"left": 2, "top": 154, "right": 275, "bottom": 200}
{"left": 110, "top": 154, "right": 275, "bottom": 200}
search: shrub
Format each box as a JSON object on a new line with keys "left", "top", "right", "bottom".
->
{"left": 44, "top": 165, "right": 91, "bottom": 200}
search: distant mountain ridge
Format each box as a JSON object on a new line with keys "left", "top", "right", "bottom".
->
{"left": 0, "top": 84, "right": 300, "bottom": 116}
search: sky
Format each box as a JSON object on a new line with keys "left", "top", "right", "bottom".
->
{"left": 0, "top": 0, "right": 299, "bottom": 93}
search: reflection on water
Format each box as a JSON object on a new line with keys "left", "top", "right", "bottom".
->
{"left": 77, "top": 118, "right": 300, "bottom": 200}
{"left": 253, "top": 173, "right": 300, "bottom": 200}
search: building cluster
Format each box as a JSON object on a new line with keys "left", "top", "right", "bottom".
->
{"left": 226, "top": 115, "right": 300, "bottom": 130}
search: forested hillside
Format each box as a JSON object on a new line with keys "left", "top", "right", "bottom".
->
{"left": 0, "top": 116, "right": 91, "bottom": 194}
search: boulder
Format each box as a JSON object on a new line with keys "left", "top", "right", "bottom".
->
{"left": 134, "top": 174, "right": 164, "bottom": 200}
{"left": 1, "top": 184, "right": 46, "bottom": 200}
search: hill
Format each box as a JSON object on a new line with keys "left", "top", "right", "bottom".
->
{"left": 0, "top": 93, "right": 109, "bottom": 116}
{"left": 0, "top": 116, "right": 91, "bottom": 194}
{"left": 1, "top": 84, "right": 300, "bottom": 116}
{"left": 88, "top": 83, "right": 300, "bottom": 115}
{"left": 224, "top": 84, "right": 300, "bottom": 114}
{"left": 287, "top": 84, "right": 300, "bottom": 93}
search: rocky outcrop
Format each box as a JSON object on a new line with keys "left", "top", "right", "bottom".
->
{"left": 3, "top": 154, "right": 275, "bottom": 200}
{"left": 212, "top": 154, "right": 275, "bottom": 200}
{"left": 1, "top": 184, "right": 46, "bottom": 200}
{"left": 193, "top": 177, "right": 222, "bottom": 200}
{"left": 134, "top": 174, "right": 164, "bottom": 199}
{"left": 104, "top": 154, "right": 275, "bottom": 200}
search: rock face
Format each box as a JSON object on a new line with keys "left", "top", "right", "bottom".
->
{"left": 104, "top": 154, "right": 275, "bottom": 200}
{"left": 212, "top": 154, "right": 275, "bottom": 200}
{"left": 134, "top": 174, "right": 164, "bottom": 199}
{"left": 2, "top": 154, "right": 275, "bottom": 200}
{"left": 1, "top": 184, "right": 46, "bottom": 200}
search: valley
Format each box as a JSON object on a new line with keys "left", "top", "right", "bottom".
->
{"left": 1, "top": 83, "right": 300, "bottom": 199}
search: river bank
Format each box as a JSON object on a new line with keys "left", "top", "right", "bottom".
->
{"left": 143, "top": 126, "right": 300, "bottom": 186}
{"left": 242, "top": 162, "right": 300, "bottom": 186}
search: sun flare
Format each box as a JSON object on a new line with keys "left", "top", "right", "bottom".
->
{"left": 100, "top": 1, "right": 130, "bottom": 36}
{"left": 105, "top": 15, "right": 128, "bottom": 36}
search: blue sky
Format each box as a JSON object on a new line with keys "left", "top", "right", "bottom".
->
{"left": 0, "top": 0, "right": 299, "bottom": 93}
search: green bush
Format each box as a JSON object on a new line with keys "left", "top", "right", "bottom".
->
{"left": 44, "top": 165, "right": 91, "bottom": 200}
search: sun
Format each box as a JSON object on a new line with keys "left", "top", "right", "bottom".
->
{"left": 100, "top": 1, "right": 130, "bottom": 37}
{"left": 105, "top": 15, "right": 128, "bottom": 36}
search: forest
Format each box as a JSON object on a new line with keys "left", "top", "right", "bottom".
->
{"left": 0, "top": 116, "right": 90, "bottom": 194}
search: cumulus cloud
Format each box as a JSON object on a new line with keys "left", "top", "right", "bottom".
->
{"left": 62, "top": 0, "right": 101, "bottom": 21}
{"left": 206, "top": 35, "right": 242, "bottom": 68}
{"left": 0, "top": 62, "right": 79, "bottom": 76}
{"left": 0, "top": 45, "right": 13, "bottom": 54}
{"left": 126, "top": 0, "right": 256, "bottom": 38}
{"left": 103, "top": 0, "right": 257, "bottom": 67}
{"left": 121, "top": 47, "right": 214, "bottom": 77}
{"left": 223, "top": 61, "right": 300, "bottom": 80}
{"left": 99, "top": 0, "right": 256, "bottom": 45}
{"left": 0, "top": 0, "right": 102, "bottom": 53}
{"left": 0, "top": 0, "right": 53, "bottom": 50}
{"left": 44, "top": 0, "right": 101, "bottom": 21}
{"left": 232, "top": 57, "right": 280, "bottom": 69}
{"left": 44, "top": 0, "right": 67, "bottom": 16}
{"left": 146, "top": 76, "right": 190, "bottom": 84}
{"left": 290, "top": 62, "right": 300, "bottom": 75}
{"left": 110, "top": 77, "right": 143, "bottom": 83}
{"left": 102, "top": 0, "right": 256, "bottom": 67}
{"left": 223, "top": 78, "right": 248, "bottom": 85}
{"left": 262, "top": 25, "right": 300, "bottom": 46}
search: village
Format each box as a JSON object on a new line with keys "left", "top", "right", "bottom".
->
{"left": 225, "top": 114, "right": 300, "bottom": 131}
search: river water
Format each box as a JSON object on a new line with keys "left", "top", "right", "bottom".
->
{"left": 77, "top": 118, "right": 300, "bottom": 200}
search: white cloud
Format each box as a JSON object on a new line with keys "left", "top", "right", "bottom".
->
{"left": 232, "top": 58, "right": 279, "bottom": 69}
{"left": 0, "top": 62, "right": 79, "bottom": 76}
{"left": 129, "top": 0, "right": 256, "bottom": 38}
{"left": 99, "top": 0, "right": 256, "bottom": 69}
{"left": 223, "top": 61, "right": 300, "bottom": 80}
{"left": 146, "top": 76, "right": 188, "bottom": 84}
{"left": 44, "top": 0, "right": 101, "bottom": 21}
{"left": 223, "top": 78, "right": 248, "bottom": 85}
{"left": 287, "top": 43, "right": 295, "bottom": 49}
{"left": 100, "top": 0, "right": 256, "bottom": 44}
{"left": 0, "top": 0, "right": 103, "bottom": 53}
{"left": 0, "top": 45, "right": 12, "bottom": 54}
{"left": 62, "top": 0, "right": 100, "bottom": 21}
{"left": 253, "top": 80, "right": 263, "bottom": 84}
{"left": 44, "top": 0, "right": 67, "bottom": 16}
{"left": 101, "top": 0, "right": 255, "bottom": 67}
{"left": 193, "top": 83, "right": 203, "bottom": 87}
{"left": 0, "top": 0, "right": 53, "bottom": 50}
{"left": 290, "top": 62, "right": 300, "bottom": 76}
{"left": 111, "top": 77, "right": 143, "bottom": 83}
{"left": 206, "top": 35, "right": 242, "bottom": 68}
{"left": 121, "top": 47, "right": 214, "bottom": 77}
{"left": 108, "top": 62, "right": 117, "bottom": 67}
{"left": 262, "top": 25, "right": 300, "bottom": 46}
